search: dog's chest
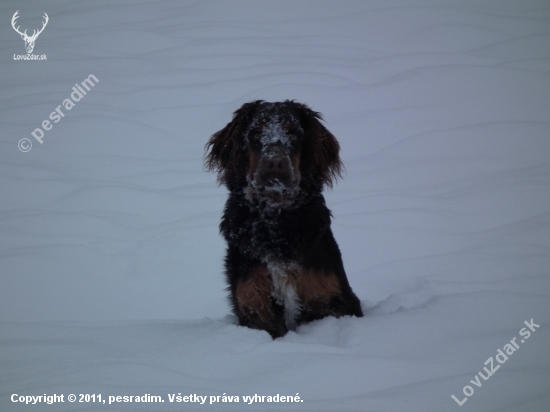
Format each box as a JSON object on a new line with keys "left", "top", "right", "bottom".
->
{"left": 238, "top": 213, "right": 296, "bottom": 261}
{"left": 266, "top": 262, "right": 302, "bottom": 330}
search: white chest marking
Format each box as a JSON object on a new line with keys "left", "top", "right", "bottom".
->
{"left": 267, "top": 262, "right": 301, "bottom": 330}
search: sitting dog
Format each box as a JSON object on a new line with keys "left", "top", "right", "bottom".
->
{"left": 205, "top": 100, "right": 363, "bottom": 338}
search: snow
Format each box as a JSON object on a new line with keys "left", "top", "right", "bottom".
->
{"left": 1, "top": 0, "right": 549, "bottom": 411}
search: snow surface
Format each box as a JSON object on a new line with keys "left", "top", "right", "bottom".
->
{"left": 1, "top": 0, "right": 550, "bottom": 411}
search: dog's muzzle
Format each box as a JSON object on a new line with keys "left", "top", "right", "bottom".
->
{"left": 256, "top": 146, "right": 293, "bottom": 189}
{"left": 246, "top": 145, "right": 300, "bottom": 207}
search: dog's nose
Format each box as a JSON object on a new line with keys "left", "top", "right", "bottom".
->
{"left": 258, "top": 150, "right": 292, "bottom": 186}
{"left": 263, "top": 156, "right": 286, "bottom": 171}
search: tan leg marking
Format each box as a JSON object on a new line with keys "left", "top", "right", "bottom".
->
{"left": 296, "top": 269, "right": 341, "bottom": 305}
{"left": 235, "top": 266, "right": 273, "bottom": 322}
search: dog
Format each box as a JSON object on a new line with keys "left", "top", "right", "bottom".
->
{"left": 205, "top": 100, "right": 363, "bottom": 338}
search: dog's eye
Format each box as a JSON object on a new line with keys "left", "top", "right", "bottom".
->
{"left": 254, "top": 133, "right": 261, "bottom": 140}
{"left": 289, "top": 134, "right": 298, "bottom": 141}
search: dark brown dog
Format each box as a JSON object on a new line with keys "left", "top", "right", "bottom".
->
{"left": 205, "top": 100, "right": 363, "bottom": 338}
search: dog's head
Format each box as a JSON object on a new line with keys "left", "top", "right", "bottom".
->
{"left": 205, "top": 100, "right": 342, "bottom": 207}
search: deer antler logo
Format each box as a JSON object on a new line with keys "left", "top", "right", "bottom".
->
{"left": 11, "top": 10, "right": 49, "bottom": 54}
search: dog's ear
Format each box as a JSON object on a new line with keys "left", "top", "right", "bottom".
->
{"left": 205, "top": 101, "right": 262, "bottom": 184}
{"left": 289, "top": 101, "right": 343, "bottom": 188}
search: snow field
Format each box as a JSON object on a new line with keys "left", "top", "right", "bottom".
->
{"left": 1, "top": 1, "right": 549, "bottom": 411}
